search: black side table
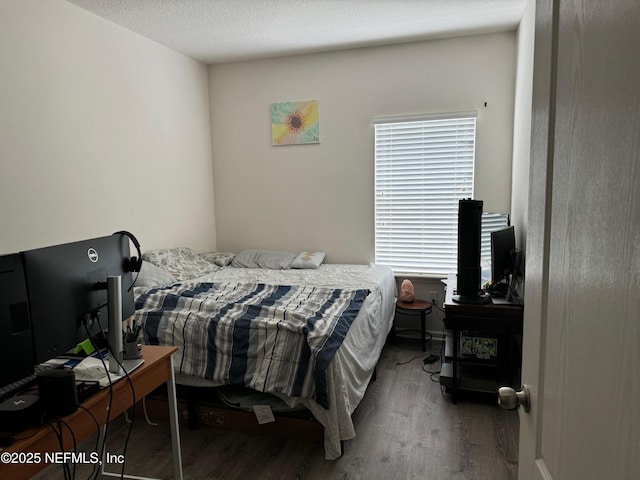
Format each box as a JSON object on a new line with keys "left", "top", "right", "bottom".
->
{"left": 395, "top": 299, "right": 433, "bottom": 351}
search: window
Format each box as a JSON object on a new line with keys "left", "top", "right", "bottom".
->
{"left": 375, "top": 111, "right": 499, "bottom": 276}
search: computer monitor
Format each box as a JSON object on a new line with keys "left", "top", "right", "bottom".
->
{"left": 491, "top": 226, "right": 516, "bottom": 285}
{"left": 0, "top": 254, "right": 35, "bottom": 389}
{"left": 22, "top": 234, "right": 136, "bottom": 364}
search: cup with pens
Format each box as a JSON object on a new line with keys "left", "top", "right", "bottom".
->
{"left": 123, "top": 320, "right": 143, "bottom": 359}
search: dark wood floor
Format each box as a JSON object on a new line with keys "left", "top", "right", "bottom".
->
{"left": 34, "top": 339, "right": 518, "bottom": 480}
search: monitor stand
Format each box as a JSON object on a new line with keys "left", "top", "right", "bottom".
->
{"left": 121, "top": 357, "right": 145, "bottom": 374}
{"left": 107, "top": 276, "right": 124, "bottom": 375}
{"left": 452, "top": 292, "right": 490, "bottom": 304}
{"left": 106, "top": 275, "right": 145, "bottom": 379}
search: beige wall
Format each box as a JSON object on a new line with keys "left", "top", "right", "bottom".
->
{"left": 511, "top": 0, "right": 535, "bottom": 251}
{"left": 209, "top": 32, "right": 517, "bottom": 265}
{"left": 0, "top": 0, "right": 216, "bottom": 255}
{"left": 0, "top": 1, "right": 524, "bottom": 339}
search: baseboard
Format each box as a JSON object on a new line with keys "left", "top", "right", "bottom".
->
{"left": 428, "top": 330, "right": 445, "bottom": 342}
{"left": 393, "top": 329, "right": 444, "bottom": 343}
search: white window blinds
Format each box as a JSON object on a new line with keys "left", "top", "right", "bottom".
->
{"left": 374, "top": 112, "right": 478, "bottom": 276}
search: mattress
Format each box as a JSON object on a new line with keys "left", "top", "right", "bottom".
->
{"left": 136, "top": 263, "right": 396, "bottom": 459}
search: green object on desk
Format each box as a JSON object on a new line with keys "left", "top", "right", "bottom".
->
{"left": 73, "top": 338, "right": 95, "bottom": 356}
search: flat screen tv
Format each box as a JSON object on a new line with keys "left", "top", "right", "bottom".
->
{"left": 491, "top": 226, "right": 516, "bottom": 286}
{"left": 22, "top": 234, "right": 135, "bottom": 364}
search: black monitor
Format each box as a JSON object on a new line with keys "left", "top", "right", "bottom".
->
{"left": 22, "top": 234, "right": 135, "bottom": 364}
{"left": 0, "top": 254, "right": 35, "bottom": 389}
{"left": 491, "top": 226, "right": 516, "bottom": 285}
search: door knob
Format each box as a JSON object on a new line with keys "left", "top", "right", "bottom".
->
{"left": 497, "top": 385, "right": 531, "bottom": 412}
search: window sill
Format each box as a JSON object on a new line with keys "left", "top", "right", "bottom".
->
{"left": 392, "top": 272, "right": 449, "bottom": 282}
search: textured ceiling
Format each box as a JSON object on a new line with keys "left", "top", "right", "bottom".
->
{"left": 66, "top": 0, "right": 526, "bottom": 64}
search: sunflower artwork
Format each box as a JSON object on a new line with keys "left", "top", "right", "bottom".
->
{"left": 271, "top": 100, "right": 320, "bottom": 145}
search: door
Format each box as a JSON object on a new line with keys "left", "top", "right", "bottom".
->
{"left": 518, "top": 0, "right": 640, "bottom": 479}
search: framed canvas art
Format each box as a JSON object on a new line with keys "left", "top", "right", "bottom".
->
{"left": 271, "top": 100, "right": 320, "bottom": 145}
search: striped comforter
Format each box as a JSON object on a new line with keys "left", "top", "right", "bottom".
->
{"left": 133, "top": 282, "right": 369, "bottom": 408}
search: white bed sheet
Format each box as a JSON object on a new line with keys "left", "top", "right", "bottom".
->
{"left": 170, "top": 263, "right": 396, "bottom": 459}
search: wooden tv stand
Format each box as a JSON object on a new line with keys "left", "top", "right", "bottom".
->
{"left": 440, "top": 282, "right": 523, "bottom": 403}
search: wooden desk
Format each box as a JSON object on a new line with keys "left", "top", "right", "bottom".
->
{"left": 0, "top": 346, "right": 182, "bottom": 480}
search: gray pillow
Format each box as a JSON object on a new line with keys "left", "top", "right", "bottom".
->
{"left": 231, "top": 250, "right": 296, "bottom": 269}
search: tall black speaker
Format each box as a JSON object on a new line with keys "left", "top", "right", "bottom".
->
{"left": 453, "top": 199, "right": 489, "bottom": 304}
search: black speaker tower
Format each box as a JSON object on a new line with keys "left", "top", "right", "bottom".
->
{"left": 453, "top": 199, "right": 489, "bottom": 304}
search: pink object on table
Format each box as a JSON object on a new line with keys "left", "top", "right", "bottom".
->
{"left": 400, "top": 279, "right": 415, "bottom": 302}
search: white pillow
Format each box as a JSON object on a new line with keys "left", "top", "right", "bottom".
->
{"left": 198, "top": 251, "right": 236, "bottom": 267}
{"left": 142, "top": 247, "right": 219, "bottom": 281}
{"left": 135, "top": 260, "right": 177, "bottom": 287}
{"left": 291, "top": 251, "right": 326, "bottom": 269}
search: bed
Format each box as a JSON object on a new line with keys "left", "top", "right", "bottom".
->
{"left": 130, "top": 248, "right": 396, "bottom": 459}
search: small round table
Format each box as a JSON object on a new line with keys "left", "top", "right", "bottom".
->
{"left": 395, "top": 299, "right": 433, "bottom": 351}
